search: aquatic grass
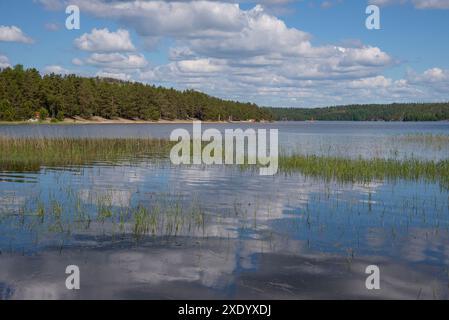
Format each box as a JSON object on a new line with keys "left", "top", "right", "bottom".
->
{"left": 0, "top": 136, "right": 173, "bottom": 171}
{"left": 133, "top": 206, "right": 152, "bottom": 239}
{"left": 279, "top": 155, "right": 449, "bottom": 189}
{"left": 0, "top": 191, "right": 211, "bottom": 244}
{"left": 36, "top": 202, "right": 45, "bottom": 223}
{"left": 2, "top": 136, "right": 449, "bottom": 189}
{"left": 394, "top": 133, "right": 449, "bottom": 144}
{"left": 391, "top": 134, "right": 449, "bottom": 153}
{"left": 130, "top": 199, "right": 206, "bottom": 240}
{"left": 96, "top": 194, "right": 114, "bottom": 222}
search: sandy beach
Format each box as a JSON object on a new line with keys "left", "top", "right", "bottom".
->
{"left": 0, "top": 116, "right": 268, "bottom": 125}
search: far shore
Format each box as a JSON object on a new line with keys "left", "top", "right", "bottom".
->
{"left": 0, "top": 116, "right": 271, "bottom": 125}
{"left": 2, "top": 117, "right": 447, "bottom": 125}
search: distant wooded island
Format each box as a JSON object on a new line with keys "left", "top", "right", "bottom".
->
{"left": 265, "top": 103, "right": 449, "bottom": 121}
{"left": 1, "top": 65, "right": 448, "bottom": 122}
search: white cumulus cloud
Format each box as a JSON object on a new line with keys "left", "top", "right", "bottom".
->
{"left": 34, "top": 0, "right": 449, "bottom": 106}
{"left": 0, "top": 26, "right": 34, "bottom": 44}
{"left": 74, "top": 28, "right": 136, "bottom": 52}
{"left": 84, "top": 53, "right": 148, "bottom": 69}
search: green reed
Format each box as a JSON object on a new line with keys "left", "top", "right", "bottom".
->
{"left": 2, "top": 136, "right": 449, "bottom": 188}
{"left": 1, "top": 190, "right": 208, "bottom": 242}
{"left": 0, "top": 136, "right": 173, "bottom": 171}
{"left": 394, "top": 133, "right": 449, "bottom": 144}
{"left": 279, "top": 155, "right": 449, "bottom": 188}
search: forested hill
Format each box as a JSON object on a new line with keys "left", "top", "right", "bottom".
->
{"left": 0, "top": 65, "right": 271, "bottom": 122}
{"left": 265, "top": 103, "right": 449, "bottom": 121}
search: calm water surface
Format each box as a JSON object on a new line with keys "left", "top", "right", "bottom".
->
{"left": 1, "top": 121, "right": 449, "bottom": 159}
{"left": 1, "top": 122, "right": 449, "bottom": 299}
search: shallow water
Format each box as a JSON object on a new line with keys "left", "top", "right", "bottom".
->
{"left": 1, "top": 122, "right": 449, "bottom": 299}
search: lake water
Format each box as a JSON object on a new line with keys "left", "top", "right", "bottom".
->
{"left": 2, "top": 121, "right": 449, "bottom": 160}
{"left": 1, "top": 121, "right": 449, "bottom": 299}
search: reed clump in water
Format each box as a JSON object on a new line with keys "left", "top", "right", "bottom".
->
{"left": 1, "top": 190, "right": 207, "bottom": 242}
{"left": 391, "top": 134, "right": 449, "bottom": 152}
{"left": 0, "top": 137, "right": 173, "bottom": 171}
{"left": 2, "top": 136, "right": 449, "bottom": 188}
{"left": 279, "top": 155, "right": 449, "bottom": 188}
{"left": 395, "top": 134, "right": 449, "bottom": 144}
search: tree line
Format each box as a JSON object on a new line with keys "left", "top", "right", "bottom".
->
{"left": 0, "top": 65, "right": 271, "bottom": 122}
{"left": 2, "top": 65, "right": 449, "bottom": 123}
{"left": 265, "top": 103, "right": 449, "bottom": 121}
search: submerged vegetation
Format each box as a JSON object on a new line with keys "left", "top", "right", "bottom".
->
{"left": 0, "top": 190, "right": 207, "bottom": 242}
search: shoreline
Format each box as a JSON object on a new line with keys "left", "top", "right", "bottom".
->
{"left": 0, "top": 117, "right": 270, "bottom": 125}
{"left": 1, "top": 118, "right": 447, "bottom": 125}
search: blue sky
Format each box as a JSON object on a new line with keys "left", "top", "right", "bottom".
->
{"left": 1, "top": 0, "right": 449, "bottom": 107}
